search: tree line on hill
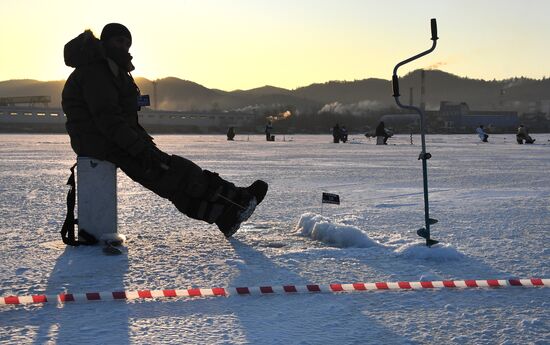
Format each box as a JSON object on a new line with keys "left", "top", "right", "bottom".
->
{"left": 1, "top": 69, "right": 549, "bottom": 134}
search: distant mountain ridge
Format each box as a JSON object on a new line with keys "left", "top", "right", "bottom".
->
{"left": 1, "top": 70, "right": 549, "bottom": 113}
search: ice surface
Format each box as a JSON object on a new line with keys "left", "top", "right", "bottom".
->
{"left": 0, "top": 134, "right": 549, "bottom": 344}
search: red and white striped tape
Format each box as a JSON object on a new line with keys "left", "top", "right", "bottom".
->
{"left": 1, "top": 278, "right": 547, "bottom": 306}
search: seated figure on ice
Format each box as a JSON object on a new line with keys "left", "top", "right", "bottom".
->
{"left": 516, "top": 124, "right": 535, "bottom": 144}
{"left": 375, "top": 121, "right": 392, "bottom": 145}
{"left": 61, "top": 23, "right": 268, "bottom": 239}
{"left": 476, "top": 125, "right": 489, "bottom": 142}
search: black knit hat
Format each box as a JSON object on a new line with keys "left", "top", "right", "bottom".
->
{"left": 100, "top": 23, "right": 132, "bottom": 44}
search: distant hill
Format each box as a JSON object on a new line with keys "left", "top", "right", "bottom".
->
{"left": 232, "top": 85, "right": 292, "bottom": 96}
{"left": 135, "top": 77, "right": 227, "bottom": 110}
{"left": 1, "top": 70, "right": 549, "bottom": 113}
{"left": 0, "top": 79, "right": 65, "bottom": 106}
{"left": 398, "top": 70, "right": 503, "bottom": 110}
{"left": 294, "top": 78, "right": 392, "bottom": 105}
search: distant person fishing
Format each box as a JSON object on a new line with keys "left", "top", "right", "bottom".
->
{"left": 375, "top": 121, "right": 392, "bottom": 145}
{"left": 332, "top": 123, "right": 341, "bottom": 143}
{"left": 227, "top": 127, "right": 235, "bottom": 141}
{"left": 516, "top": 124, "right": 535, "bottom": 144}
{"left": 476, "top": 125, "right": 489, "bottom": 142}
{"left": 265, "top": 121, "right": 274, "bottom": 141}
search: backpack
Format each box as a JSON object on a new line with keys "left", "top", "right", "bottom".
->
{"left": 60, "top": 163, "right": 98, "bottom": 246}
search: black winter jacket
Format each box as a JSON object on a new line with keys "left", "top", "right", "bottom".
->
{"left": 62, "top": 30, "right": 152, "bottom": 160}
{"left": 375, "top": 122, "right": 386, "bottom": 137}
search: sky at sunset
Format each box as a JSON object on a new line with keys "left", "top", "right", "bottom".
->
{"left": 1, "top": 0, "right": 549, "bottom": 90}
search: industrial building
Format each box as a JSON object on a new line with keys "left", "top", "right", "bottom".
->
{"left": 380, "top": 101, "right": 520, "bottom": 133}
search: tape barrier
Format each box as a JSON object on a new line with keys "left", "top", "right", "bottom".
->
{"left": 1, "top": 278, "right": 547, "bottom": 306}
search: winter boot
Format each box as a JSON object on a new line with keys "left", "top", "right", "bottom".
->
{"left": 160, "top": 155, "right": 268, "bottom": 236}
{"left": 170, "top": 169, "right": 241, "bottom": 225}
{"left": 216, "top": 180, "right": 268, "bottom": 238}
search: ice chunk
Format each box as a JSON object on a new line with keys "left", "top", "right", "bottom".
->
{"left": 395, "top": 242, "right": 464, "bottom": 261}
{"left": 295, "top": 213, "right": 378, "bottom": 248}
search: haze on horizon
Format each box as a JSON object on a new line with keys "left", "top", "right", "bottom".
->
{"left": 1, "top": 0, "right": 549, "bottom": 91}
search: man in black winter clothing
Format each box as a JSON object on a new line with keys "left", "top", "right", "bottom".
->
{"left": 62, "top": 23, "right": 268, "bottom": 238}
{"left": 332, "top": 123, "right": 341, "bottom": 143}
{"left": 375, "top": 121, "right": 391, "bottom": 144}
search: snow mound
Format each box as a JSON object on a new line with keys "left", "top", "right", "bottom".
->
{"left": 295, "top": 213, "right": 379, "bottom": 248}
{"left": 395, "top": 242, "right": 464, "bottom": 261}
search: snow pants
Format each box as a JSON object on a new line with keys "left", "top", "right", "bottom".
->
{"left": 103, "top": 147, "right": 239, "bottom": 224}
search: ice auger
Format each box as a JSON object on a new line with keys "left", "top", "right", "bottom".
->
{"left": 392, "top": 19, "right": 440, "bottom": 247}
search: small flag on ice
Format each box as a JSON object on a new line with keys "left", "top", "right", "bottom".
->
{"left": 322, "top": 192, "right": 340, "bottom": 205}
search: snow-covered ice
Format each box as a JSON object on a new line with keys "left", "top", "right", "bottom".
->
{"left": 0, "top": 133, "right": 549, "bottom": 344}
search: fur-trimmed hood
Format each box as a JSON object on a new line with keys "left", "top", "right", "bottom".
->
{"left": 64, "top": 30, "right": 106, "bottom": 68}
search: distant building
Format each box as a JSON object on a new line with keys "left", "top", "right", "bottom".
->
{"left": 380, "top": 101, "right": 519, "bottom": 133}
{"left": 377, "top": 114, "right": 419, "bottom": 133}
{"left": 528, "top": 100, "right": 550, "bottom": 114}
{"left": 519, "top": 112, "right": 550, "bottom": 132}
{"left": 0, "top": 106, "right": 260, "bottom": 133}
{"left": 0, "top": 96, "right": 51, "bottom": 107}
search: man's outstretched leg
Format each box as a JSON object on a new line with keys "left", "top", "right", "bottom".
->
{"left": 107, "top": 149, "right": 268, "bottom": 237}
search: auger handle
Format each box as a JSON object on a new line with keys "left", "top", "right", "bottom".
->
{"left": 431, "top": 18, "right": 438, "bottom": 41}
{"left": 392, "top": 75, "right": 400, "bottom": 97}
